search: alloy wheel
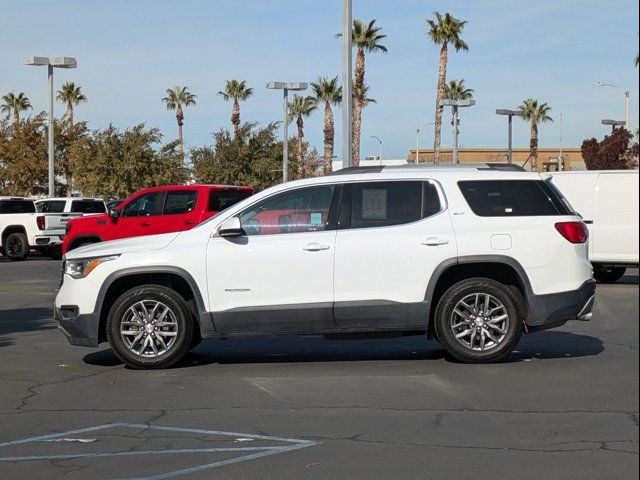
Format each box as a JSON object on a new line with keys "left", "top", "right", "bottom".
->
{"left": 449, "top": 293, "right": 510, "bottom": 352}
{"left": 120, "top": 300, "right": 179, "bottom": 358}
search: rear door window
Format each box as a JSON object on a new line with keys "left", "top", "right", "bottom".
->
{"left": 70, "top": 200, "right": 106, "bottom": 214}
{"left": 340, "top": 181, "right": 442, "bottom": 229}
{"left": 458, "top": 180, "right": 568, "bottom": 217}
{"left": 37, "top": 201, "right": 66, "bottom": 213}
{"left": 209, "top": 189, "right": 253, "bottom": 212}
{"left": 0, "top": 200, "right": 36, "bottom": 214}
{"left": 162, "top": 190, "right": 198, "bottom": 215}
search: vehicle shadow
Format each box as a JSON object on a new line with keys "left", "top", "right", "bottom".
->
{"left": 0, "top": 307, "right": 55, "bottom": 348}
{"left": 83, "top": 330, "right": 604, "bottom": 369}
{"left": 617, "top": 272, "right": 639, "bottom": 285}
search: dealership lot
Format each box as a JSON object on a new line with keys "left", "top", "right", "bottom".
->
{"left": 0, "top": 258, "right": 638, "bottom": 479}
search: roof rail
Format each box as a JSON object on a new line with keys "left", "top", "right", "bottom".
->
{"left": 329, "top": 162, "right": 525, "bottom": 175}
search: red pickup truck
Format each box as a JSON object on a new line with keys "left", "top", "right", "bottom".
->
{"left": 62, "top": 184, "right": 253, "bottom": 254}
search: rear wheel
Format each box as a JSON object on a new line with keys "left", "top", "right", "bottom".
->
{"left": 5, "top": 232, "right": 29, "bottom": 261}
{"left": 593, "top": 265, "right": 626, "bottom": 284}
{"left": 106, "top": 285, "right": 194, "bottom": 369}
{"left": 434, "top": 278, "right": 523, "bottom": 363}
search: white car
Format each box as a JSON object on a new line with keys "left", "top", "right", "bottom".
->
{"left": 548, "top": 170, "right": 639, "bottom": 283}
{"left": 0, "top": 196, "right": 69, "bottom": 260}
{"left": 56, "top": 165, "right": 596, "bottom": 368}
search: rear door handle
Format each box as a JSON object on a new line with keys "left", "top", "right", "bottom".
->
{"left": 185, "top": 221, "right": 196, "bottom": 225}
{"left": 303, "top": 243, "right": 330, "bottom": 251}
{"left": 140, "top": 222, "right": 151, "bottom": 227}
{"left": 422, "top": 237, "right": 449, "bottom": 246}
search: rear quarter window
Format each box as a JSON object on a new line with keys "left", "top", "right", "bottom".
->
{"left": 209, "top": 190, "right": 253, "bottom": 212}
{"left": 458, "top": 180, "right": 570, "bottom": 217}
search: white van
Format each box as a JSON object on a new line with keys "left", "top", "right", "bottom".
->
{"left": 548, "top": 170, "right": 639, "bottom": 283}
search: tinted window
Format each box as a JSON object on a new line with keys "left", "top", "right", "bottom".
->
{"left": 458, "top": 180, "right": 564, "bottom": 217}
{"left": 239, "top": 185, "right": 335, "bottom": 236}
{"left": 343, "top": 181, "right": 441, "bottom": 229}
{"left": 121, "top": 192, "right": 160, "bottom": 217}
{"left": 163, "top": 191, "right": 198, "bottom": 215}
{"left": 209, "top": 189, "right": 253, "bottom": 212}
{"left": 0, "top": 200, "right": 36, "bottom": 214}
{"left": 37, "top": 201, "right": 66, "bottom": 213}
{"left": 70, "top": 200, "right": 106, "bottom": 214}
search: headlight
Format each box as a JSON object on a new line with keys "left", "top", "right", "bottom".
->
{"left": 65, "top": 255, "right": 119, "bottom": 279}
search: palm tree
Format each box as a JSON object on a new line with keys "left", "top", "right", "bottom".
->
{"left": 56, "top": 82, "right": 87, "bottom": 128}
{"left": 519, "top": 99, "right": 553, "bottom": 171}
{"left": 311, "top": 76, "right": 342, "bottom": 174}
{"left": 1, "top": 92, "right": 32, "bottom": 127}
{"left": 162, "top": 86, "right": 197, "bottom": 164}
{"left": 443, "top": 79, "right": 473, "bottom": 100}
{"left": 427, "top": 12, "right": 469, "bottom": 163}
{"left": 360, "top": 82, "right": 377, "bottom": 108}
{"left": 288, "top": 94, "right": 317, "bottom": 172}
{"left": 350, "top": 19, "right": 387, "bottom": 166}
{"left": 217, "top": 80, "right": 253, "bottom": 138}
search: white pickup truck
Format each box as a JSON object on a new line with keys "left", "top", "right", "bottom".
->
{"left": 548, "top": 170, "right": 639, "bottom": 283}
{"left": 0, "top": 197, "right": 104, "bottom": 260}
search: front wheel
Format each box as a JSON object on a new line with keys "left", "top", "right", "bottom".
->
{"left": 106, "top": 285, "right": 194, "bottom": 369}
{"left": 593, "top": 265, "right": 626, "bottom": 284}
{"left": 434, "top": 278, "right": 523, "bottom": 363}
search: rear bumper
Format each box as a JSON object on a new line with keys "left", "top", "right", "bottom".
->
{"left": 55, "top": 306, "right": 99, "bottom": 347}
{"left": 33, "top": 234, "right": 64, "bottom": 247}
{"left": 526, "top": 280, "right": 596, "bottom": 332}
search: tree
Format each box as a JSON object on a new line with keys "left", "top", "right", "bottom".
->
{"left": 161, "top": 86, "right": 197, "bottom": 164}
{"left": 217, "top": 80, "right": 253, "bottom": 138}
{"left": 311, "top": 76, "right": 342, "bottom": 174}
{"left": 349, "top": 19, "right": 387, "bottom": 166}
{"left": 443, "top": 79, "right": 473, "bottom": 100}
{"left": 519, "top": 99, "right": 553, "bottom": 171}
{"left": 581, "top": 128, "right": 639, "bottom": 170}
{"left": 1, "top": 92, "right": 32, "bottom": 127}
{"left": 70, "top": 124, "right": 186, "bottom": 198}
{"left": 192, "top": 122, "right": 282, "bottom": 190}
{"left": 56, "top": 82, "right": 87, "bottom": 128}
{"left": 288, "top": 94, "right": 317, "bottom": 173}
{"left": 426, "top": 12, "right": 468, "bottom": 163}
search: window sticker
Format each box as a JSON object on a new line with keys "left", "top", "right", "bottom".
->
{"left": 310, "top": 212, "right": 323, "bottom": 225}
{"left": 362, "top": 189, "right": 387, "bottom": 219}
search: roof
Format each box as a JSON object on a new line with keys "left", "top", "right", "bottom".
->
{"left": 0, "top": 196, "right": 33, "bottom": 201}
{"left": 35, "top": 197, "right": 104, "bottom": 202}
{"left": 328, "top": 163, "right": 525, "bottom": 176}
{"left": 135, "top": 184, "right": 253, "bottom": 193}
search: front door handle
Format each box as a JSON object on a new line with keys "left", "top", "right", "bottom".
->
{"left": 140, "top": 222, "right": 151, "bottom": 227}
{"left": 422, "top": 237, "right": 449, "bottom": 246}
{"left": 303, "top": 243, "right": 330, "bottom": 251}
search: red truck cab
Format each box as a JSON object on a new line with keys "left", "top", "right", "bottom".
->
{"left": 62, "top": 184, "right": 253, "bottom": 253}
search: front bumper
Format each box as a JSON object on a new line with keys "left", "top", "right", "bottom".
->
{"left": 526, "top": 280, "right": 596, "bottom": 332}
{"left": 55, "top": 306, "right": 99, "bottom": 347}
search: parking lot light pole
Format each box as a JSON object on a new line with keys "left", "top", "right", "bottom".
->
{"left": 601, "top": 119, "right": 626, "bottom": 133}
{"left": 415, "top": 123, "right": 435, "bottom": 163}
{"left": 266, "top": 82, "right": 308, "bottom": 182}
{"left": 342, "top": 0, "right": 353, "bottom": 168}
{"left": 440, "top": 99, "right": 476, "bottom": 164}
{"left": 496, "top": 109, "right": 524, "bottom": 163}
{"left": 369, "top": 135, "right": 383, "bottom": 163}
{"left": 596, "top": 82, "right": 630, "bottom": 131}
{"left": 25, "top": 56, "right": 77, "bottom": 197}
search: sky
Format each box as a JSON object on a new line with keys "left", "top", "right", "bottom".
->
{"left": 1, "top": 0, "right": 638, "bottom": 160}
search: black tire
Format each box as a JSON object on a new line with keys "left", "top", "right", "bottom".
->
{"left": 593, "top": 265, "right": 626, "bottom": 284}
{"left": 4, "top": 232, "right": 29, "bottom": 261}
{"left": 49, "top": 246, "right": 63, "bottom": 260}
{"left": 106, "top": 284, "right": 194, "bottom": 369}
{"left": 434, "top": 277, "right": 523, "bottom": 363}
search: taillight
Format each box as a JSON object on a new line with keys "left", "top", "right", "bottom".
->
{"left": 36, "top": 215, "right": 45, "bottom": 230}
{"left": 555, "top": 221, "right": 589, "bottom": 244}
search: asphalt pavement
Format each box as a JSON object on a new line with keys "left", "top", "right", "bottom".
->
{"left": 0, "top": 256, "right": 638, "bottom": 480}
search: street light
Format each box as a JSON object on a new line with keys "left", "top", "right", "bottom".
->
{"left": 440, "top": 99, "right": 476, "bottom": 164}
{"left": 416, "top": 122, "right": 435, "bottom": 163}
{"left": 596, "top": 82, "right": 630, "bottom": 131}
{"left": 601, "top": 119, "right": 626, "bottom": 132}
{"left": 24, "top": 56, "right": 77, "bottom": 197}
{"left": 369, "top": 135, "right": 383, "bottom": 163}
{"left": 266, "top": 82, "right": 308, "bottom": 182}
{"left": 496, "top": 108, "right": 524, "bottom": 163}
{"left": 342, "top": 0, "right": 353, "bottom": 168}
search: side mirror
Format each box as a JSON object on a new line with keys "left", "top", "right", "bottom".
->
{"left": 109, "top": 208, "right": 119, "bottom": 220}
{"left": 218, "top": 216, "right": 244, "bottom": 237}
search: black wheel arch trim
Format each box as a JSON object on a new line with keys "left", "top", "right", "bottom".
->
{"left": 93, "top": 266, "right": 214, "bottom": 341}
{"left": 68, "top": 235, "right": 104, "bottom": 249}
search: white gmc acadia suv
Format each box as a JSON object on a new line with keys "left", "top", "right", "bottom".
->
{"left": 55, "top": 165, "right": 596, "bottom": 368}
